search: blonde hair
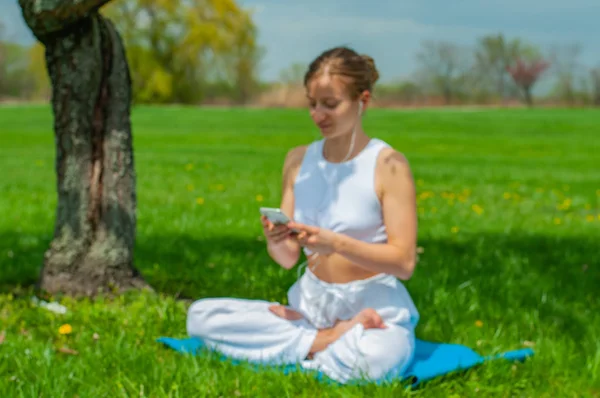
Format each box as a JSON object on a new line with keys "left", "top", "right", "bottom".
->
{"left": 304, "top": 46, "right": 380, "bottom": 99}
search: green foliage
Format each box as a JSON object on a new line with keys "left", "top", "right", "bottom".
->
{"left": 1, "top": 106, "right": 599, "bottom": 396}
{"left": 0, "top": 42, "right": 38, "bottom": 99}
{"left": 25, "top": 43, "right": 51, "bottom": 99}
{"left": 101, "top": 0, "right": 263, "bottom": 104}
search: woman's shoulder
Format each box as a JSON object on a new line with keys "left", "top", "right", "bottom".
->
{"left": 281, "top": 142, "right": 317, "bottom": 185}
{"left": 285, "top": 144, "right": 309, "bottom": 162}
{"left": 374, "top": 142, "right": 413, "bottom": 186}
{"left": 283, "top": 139, "right": 322, "bottom": 170}
{"left": 283, "top": 144, "right": 309, "bottom": 172}
{"left": 371, "top": 139, "right": 410, "bottom": 166}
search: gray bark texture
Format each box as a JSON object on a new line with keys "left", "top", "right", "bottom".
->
{"left": 19, "top": 0, "right": 150, "bottom": 297}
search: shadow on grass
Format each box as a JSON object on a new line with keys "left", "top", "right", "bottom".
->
{"left": 1, "top": 230, "right": 597, "bottom": 343}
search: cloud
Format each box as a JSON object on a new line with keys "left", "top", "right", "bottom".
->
{"left": 245, "top": 5, "right": 496, "bottom": 81}
{"left": 241, "top": 0, "right": 600, "bottom": 82}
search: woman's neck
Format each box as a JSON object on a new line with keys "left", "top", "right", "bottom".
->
{"left": 322, "top": 129, "right": 370, "bottom": 163}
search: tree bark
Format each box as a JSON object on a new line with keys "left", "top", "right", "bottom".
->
{"left": 19, "top": 0, "right": 150, "bottom": 297}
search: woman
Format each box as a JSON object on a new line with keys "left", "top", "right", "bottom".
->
{"left": 186, "top": 46, "right": 420, "bottom": 384}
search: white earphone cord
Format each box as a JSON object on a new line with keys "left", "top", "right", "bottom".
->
{"left": 341, "top": 102, "right": 362, "bottom": 162}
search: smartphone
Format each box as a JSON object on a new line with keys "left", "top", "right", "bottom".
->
{"left": 260, "top": 207, "right": 292, "bottom": 225}
{"left": 259, "top": 207, "right": 300, "bottom": 233}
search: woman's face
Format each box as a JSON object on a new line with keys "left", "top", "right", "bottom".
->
{"left": 305, "top": 74, "right": 367, "bottom": 139}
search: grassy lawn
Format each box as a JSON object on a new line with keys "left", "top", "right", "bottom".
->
{"left": 0, "top": 105, "right": 599, "bottom": 397}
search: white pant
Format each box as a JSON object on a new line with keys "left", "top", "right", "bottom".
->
{"left": 186, "top": 268, "right": 420, "bottom": 384}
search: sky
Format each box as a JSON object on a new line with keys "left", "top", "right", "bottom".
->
{"left": 2, "top": 0, "right": 599, "bottom": 84}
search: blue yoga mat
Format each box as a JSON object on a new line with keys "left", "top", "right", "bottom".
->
{"left": 156, "top": 336, "right": 534, "bottom": 386}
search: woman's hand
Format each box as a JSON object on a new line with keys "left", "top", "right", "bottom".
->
{"left": 286, "top": 221, "right": 339, "bottom": 256}
{"left": 261, "top": 216, "right": 292, "bottom": 244}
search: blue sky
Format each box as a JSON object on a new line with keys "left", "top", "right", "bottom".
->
{"left": 2, "top": 0, "right": 599, "bottom": 83}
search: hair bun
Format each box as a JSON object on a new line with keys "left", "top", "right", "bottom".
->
{"left": 361, "top": 55, "right": 380, "bottom": 86}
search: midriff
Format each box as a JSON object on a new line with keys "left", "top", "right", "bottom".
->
{"left": 305, "top": 252, "right": 381, "bottom": 284}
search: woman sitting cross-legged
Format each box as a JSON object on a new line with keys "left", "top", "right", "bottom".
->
{"left": 186, "top": 46, "right": 420, "bottom": 384}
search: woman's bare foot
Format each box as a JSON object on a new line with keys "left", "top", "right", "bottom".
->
{"left": 306, "top": 308, "right": 386, "bottom": 358}
{"left": 268, "top": 304, "right": 304, "bottom": 321}
{"left": 353, "top": 308, "right": 387, "bottom": 330}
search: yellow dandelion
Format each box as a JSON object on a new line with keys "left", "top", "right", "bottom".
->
{"left": 503, "top": 192, "right": 511, "bottom": 200}
{"left": 553, "top": 218, "right": 561, "bottom": 225}
{"left": 58, "top": 324, "right": 72, "bottom": 335}
{"left": 185, "top": 163, "right": 194, "bottom": 171}
{"left": 256, "top": 194, "right": 264, "bottom": 202}
{"left": 475, "top": 320, "right": 483, "bottom": 328}
{"left": 196, "top": 197, "right": 204, "bottom": 205}
{"left": 441, "top": 192, "right": 455, "bottom": 200}
{"left": 418, "top": 191, "right": 434, "bottom": 200}
{"left": 186, "top": 184, "right": 194, "bottom": 192}
{"left": 451, "top": 226, "right": 459, "bottom": 234}
{"left": 586, "top": 215, "right": 594, "bottom": 222}
{"left": 471, "top": 204, "right": 484, "bottom": 215}
{"left": 556, "top": 198, "right": 571, "bottom": 211}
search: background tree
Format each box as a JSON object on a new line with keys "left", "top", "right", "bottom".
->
{"left": 549, "top": 43, "right": 585, "bottom": 106}
{"left": 591, "top": 67, "right": 600, "bottom": 106}
{"left": 102, "top": 0, "right": 262, "bottom": 104}
{"left": 414, "top": 40, "right": 472, "bottom": 105}
{"left": 506, "top": 57, "right": 550, "bottom": 107}
{"left": 26, "top": 43, "right": 52, "bottom": 100}
{"left": 0, "top": 22, "right": 5, "bottom": 96}
{"left": 473, "top": 33, "right": 532, "bottom": 103}
{"left": 18, "top": 0, "right": 149, "bottom": 297}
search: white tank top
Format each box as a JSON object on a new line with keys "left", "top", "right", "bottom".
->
{"left": 293, "top": 137, "right": 390, "bottom": 256}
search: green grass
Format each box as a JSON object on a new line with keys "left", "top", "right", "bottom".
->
{"left": 1, "top": 104, "right": 599, "bottom": 397}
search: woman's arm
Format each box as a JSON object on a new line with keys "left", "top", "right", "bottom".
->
{"left": 333, "top": 148, "right": 418, "bottom": 280}
{"left": 266, "top": 145, "right": 307, "bottom": 269}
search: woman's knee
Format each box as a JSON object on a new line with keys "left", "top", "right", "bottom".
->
{"left": 355, "top": 325, "right": 415, "bottom": 380}
{"left": 186, "top": 298, "right": 227, "bottom": 337}
{"left": 186, "top": 297, "right": 273, "bottom": 338}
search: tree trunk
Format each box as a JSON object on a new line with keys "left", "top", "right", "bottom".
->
{"left": 19, "top": 0, "right": 150, "bottom": 297}
{"left": 523, "top": 85, "right": 533, "bottom": 108}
